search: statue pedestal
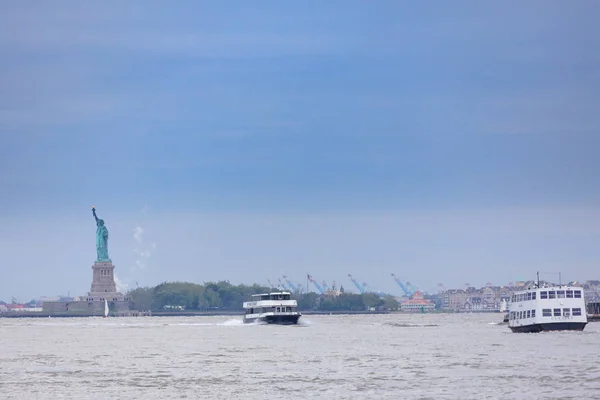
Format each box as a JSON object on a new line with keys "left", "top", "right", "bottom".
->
{"left": 90, "top": 261, "right": 118, "bottom": 294}
{"left": 85, "top": 261, "right": 131, "bottom": 311}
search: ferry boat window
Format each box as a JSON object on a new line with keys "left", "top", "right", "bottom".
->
{"left": 574, "top": 290, "right": 582, "bottom": 298}
{"left": 526, "top": 310, "right": 531, "bottom": 318}
{"left": 531, "top": 292, "right": 536, "bottom": 300}
{"left": 542, "top": 309, "right": 551, "bottom": 317}
{"left": 510, "top": 312, "right": 515, "bottom": 320}
{"left": 563, "top": 308, "right": 570, "bottom": 317}
{"left": 572, "top": 308, "right": 582, "bottom": 316}
{"left": 527, "top": 293, "right": 532, "bottom": 301}
{"left": 566, "top": 290, "right": 573, "bottom": 298}
{"left": 557, "top": 290, "right": 565, "bottom": 298}
{"left": 540, "top": 291, "right": 548, "bottom": 299}
{"left": 531, "top": 309, "right": 536, "bottom": 318}
{"left": 261, "top": 295, "right": 270, "bottom": 300}
{"left": 548, "top": 291, "right": 556, "bottom": 299}
{"left": 553, "top": 308, "right": 561, "bottom": 317}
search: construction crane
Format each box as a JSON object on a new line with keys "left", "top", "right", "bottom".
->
{"left": 348, "top": 274, "right": 366, "bottom": 294}
{"left": 282, "top": 275, "right": 297, "bottom": 292}
{"left": 391, "top": 273, "right": 414, "bottom": 296}
{"left": 307, "top": 274, "right": 325, "bottom": 294}
{"left": 267, "top": 279, "right": 276, "bottom": 289}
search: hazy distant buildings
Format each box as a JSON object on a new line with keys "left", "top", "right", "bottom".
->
{"left": 440, "top": 280, "right": 600, "bottom": 312}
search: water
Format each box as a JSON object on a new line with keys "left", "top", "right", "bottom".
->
{"left": 1, "top": 314, "right": 599, "bottom": 399}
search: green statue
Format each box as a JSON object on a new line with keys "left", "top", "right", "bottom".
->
{"left": 92, "top": 207, "right": 111, "bottom": 262}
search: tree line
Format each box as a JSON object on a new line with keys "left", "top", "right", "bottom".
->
{"left": 127, "top": 281, "right": 399, "bottom": 312}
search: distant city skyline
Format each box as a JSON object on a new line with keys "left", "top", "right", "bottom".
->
{"left": 1, "top": 2, "right": 599, "bottom": 300}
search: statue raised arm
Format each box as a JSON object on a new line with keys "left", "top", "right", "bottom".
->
{"left": 91, "top": 207, "right": 111, "bottom": 262}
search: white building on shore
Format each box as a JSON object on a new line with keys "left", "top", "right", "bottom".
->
{"left": 400, "top": 291, "right": 435, "bottom": 313}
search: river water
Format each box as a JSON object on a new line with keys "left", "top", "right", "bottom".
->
{"left": 1, "top": 313, "right": 599, "bottom": 399}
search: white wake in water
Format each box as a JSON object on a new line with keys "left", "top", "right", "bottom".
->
{"left": 220, "top": 319, "right": 246, "bottom": 326}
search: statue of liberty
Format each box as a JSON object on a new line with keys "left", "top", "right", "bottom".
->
{"left": 92, "top": 207, "right": 111, "bottom": 262}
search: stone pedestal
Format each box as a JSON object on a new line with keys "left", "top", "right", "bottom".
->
{"left": 90, "top": 261, "right": 117, "bottom": 293}
{"left": 41, "top": 260, "right": 133, "bottom": 316}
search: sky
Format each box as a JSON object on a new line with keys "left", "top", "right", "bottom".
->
{"left": 1, "top": 1, "right": 599, "bottom": 301}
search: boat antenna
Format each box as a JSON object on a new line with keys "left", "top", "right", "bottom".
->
{"left": 536, "top": 271, "right": 540, "bottom": 288}
{"left": 559, "top": 272, "right": 562, "bottom": 287}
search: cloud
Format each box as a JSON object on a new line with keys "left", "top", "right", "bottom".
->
{"left": 132, "top": 217, "right": 156, "bottom": 272}
{"left": 114, "top": 274, "right": 129, "bottom": 293}
{"left": 133, "top": 226, "right": 144, "bottom": 244}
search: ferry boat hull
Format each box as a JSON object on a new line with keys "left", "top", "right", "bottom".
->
{"left": 244, "top": 314, "right": 301, "bottom": 325}
{"left": 510, "top": 322, "right": 587, "bottom": 333}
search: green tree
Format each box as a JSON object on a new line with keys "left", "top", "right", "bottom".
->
{"left": 361, "top": 293, "right": 383, "bottom": 309}
{"left": 381, "top": 295, "right": 399, "bottom": 311}
{"left": 128, "top": 287, "right": 154, "bottom": 311}
{"left": 297, "top": 292, "right": 319, "bottom": 310}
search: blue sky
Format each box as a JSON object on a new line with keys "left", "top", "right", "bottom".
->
{"left": 1, "top": 1, "right": 599, "bottom": 301}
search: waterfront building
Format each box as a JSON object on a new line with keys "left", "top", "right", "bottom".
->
{"left": 400, "top": 291, "right": 435, "bottom": 313}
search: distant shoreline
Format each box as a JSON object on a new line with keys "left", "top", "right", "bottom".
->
{"left": 0, "top": 309, "right": 513, "bottom": 318}
{"left": 0, "top": 310, "right": 393, "bottom": 318}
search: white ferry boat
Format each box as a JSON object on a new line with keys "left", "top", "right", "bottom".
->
{"left": 243, "top": 291, "right": 301, "bottom": 325}
{"left": 508, "top": 279, "right": 587, "bottom": 333}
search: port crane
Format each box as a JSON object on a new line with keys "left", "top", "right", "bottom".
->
{"left": 278, "top": 278, "right": 290, "bottom": 291}
{"left": 282, "top": 275, "right": 298, "bottom": 292}
{"left": 307, "top": 274, "right": 325, "bottom": 294}
{"left": 391, "top": 273, "right": 415, "bottom": 296}
{"left": 348, "top": 274, "right": 366, "bottom": 294}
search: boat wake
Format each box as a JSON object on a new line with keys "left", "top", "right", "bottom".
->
{"left": 384, "top": 322, "right": 439, "bottom": 328}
